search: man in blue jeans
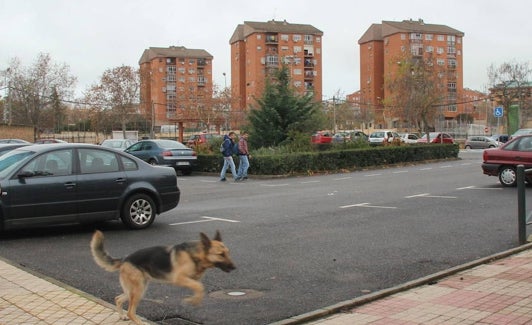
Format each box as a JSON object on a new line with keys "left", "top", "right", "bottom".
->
{"left": 236, "top": 131, "right": 250, "bottom": 181}
{"left": 220, "top": 132, "right": 237, "bottom": 181}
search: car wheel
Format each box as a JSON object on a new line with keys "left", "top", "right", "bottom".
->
{"left": 499, "top": 166, "right": 517, "bottom": 187}
{"left": 465, "top": 145, "right": 472, "bottom": 149}
{"left": 148, "top": 159, "right": 157, "bottom": 165}
{"left": 121, "top": 194, "right": 156, "bottom": 229}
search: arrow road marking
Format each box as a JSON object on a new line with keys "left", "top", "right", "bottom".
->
{"left": 170, "top": 216, "right": 240, "bottom": 226}
{"left": 339, "top": 202, "right": 397, "bottom": 209}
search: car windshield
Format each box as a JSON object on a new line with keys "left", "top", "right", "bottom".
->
{"left": 0, "top": 150, "right": 34, "bottom": 178}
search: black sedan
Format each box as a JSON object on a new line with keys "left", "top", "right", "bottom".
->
{"left": 0, "top": 143, "right": 180, "bottom": 231}
{"left": 125, "top": 139, "right": 197, "bottom": 175}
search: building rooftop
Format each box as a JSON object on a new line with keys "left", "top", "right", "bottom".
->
{"left": 358, "top": 19, "right": 464, "bottom": 44}
{"left": 139, "top": 46, "right": 213, "bottom": 65}
{"left": 229, "top": 20, "right": 323, "bottom": 44}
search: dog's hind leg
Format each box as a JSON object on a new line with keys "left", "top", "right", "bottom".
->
{"left": 115, "top": 293, "right": 128, "bottom": 321}
{"left": 119, "top": 264, "right": 148, "bottom": 325}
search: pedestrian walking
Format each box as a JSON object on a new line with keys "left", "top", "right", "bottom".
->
{"left": 219, "top": 132, "right": 238, "bottom": 181}
{"left": 236, "top": 131, "right": 250, "bottom": 181}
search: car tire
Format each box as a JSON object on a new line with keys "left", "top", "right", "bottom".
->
{"left": 499, "top": 166, "right": 517, "bottom": 187}
{"left": 465, "top": 145, "right": 472, "bottom": 149}
{"left": 121, "top": 193, "right": 156, "bottom": 229}
{"left": 148, "top": 159, "right": 157, "bottom": 165}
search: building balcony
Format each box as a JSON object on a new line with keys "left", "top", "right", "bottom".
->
{"left": 265, "top": 34, "right": 278, "bottom": 44}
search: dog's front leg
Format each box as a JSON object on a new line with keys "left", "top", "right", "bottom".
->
{"left": 175, "top": 276, "right": 205, "bottom": 305}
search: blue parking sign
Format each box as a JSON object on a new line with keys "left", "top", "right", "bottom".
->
{"left": 494, "top": 106, "right": 503, "bottom": 118}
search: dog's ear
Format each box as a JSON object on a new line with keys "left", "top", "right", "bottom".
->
{"left": 200, "top": 232, "right": 211, "bottom": 250}
{"left": 214, "top": 230, "right": 222, "bottom": 242}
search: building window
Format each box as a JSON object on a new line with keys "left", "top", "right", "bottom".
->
{"left": 257, "top": 34, "right": 262, "bottom": 40}
{"left": 410, "top": 33, "right": 422, "bottom": 40}
{"left": 401, "top": 34, "right": 406, "bottom": 40}
{"left": 426, "top": 46, "right": 433, "bottom": 53}
{"left": 293, "top": 34, "right": 302, "bottom": 42}
{"left": 294, "top": 81, "right": 302, "bottom": 87}
{"left": 189, "top": 59, "right": 195, "bottom": 65}
{"left": 437, "top": 35, "right": 444, "bottom": 41}
{"left": 257, "top": 46, "right": 262, "bottom": 51}
{"left": 437, "top": 59, "right": 445, "bottom": 66}
{"left": 304, "top": 35, "right": 313, "bottom": 44}
{"left": 447, "top": 47, "right": 456, "bottom": 55}
{"left": 294, "top": 57, "right": 302, "bottom": 65}
{"left": 281, "top": 46, "right": 289, "bottom": 51}
{"left": 315, "top": 37, "right": 320, "bottom": 43}
{"left": 178, "top": 67, "right": 185, "bottom": 74}
{"left": 447, "top": 104, "right": 457, "bottom": 112}
{"left": 167, "top": 66, "right": 176, "bottom": 74}
{"left": 425, "top": 34, "right": 433, "bottom": 41}
{"left": 293, "top": 69, "right": 302, "bottom": 75}
{"left": 437, "top": 47, "right": 444, "bottom": 54}
{"left": 293, "top": 46, "right": 302, "bottom": 53}
{"left": 281, "top": 34, "right": 289, "bottom": 41}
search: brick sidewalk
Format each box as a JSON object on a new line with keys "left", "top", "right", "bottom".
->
{"left": 303, "top": 247, "right": 532, "bottom": 325}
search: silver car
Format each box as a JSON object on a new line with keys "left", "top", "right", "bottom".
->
{"left": 464, "top": 136, "right": 500, "bottom": 149}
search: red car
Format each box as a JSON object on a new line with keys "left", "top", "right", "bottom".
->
{"left": 482, "top": 134, "right": 532, "bottom": 187}
{"left": 417, "top": 132, "right": 454, "bottom": 144}
{"left": 311, "top": 130, "right": 333, "bottom": 144}
{"left": 186, "top": 133, "right": 221, "bottom": 148}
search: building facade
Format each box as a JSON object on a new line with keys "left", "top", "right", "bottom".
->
{"left": 229, "top": 20, "right": 323, "bottom": 115}
{"left": 139, "top": 46, "right": 214, "bottom": 138}
{"left": 358, "top": 19, "right": 465, "bottom": 130}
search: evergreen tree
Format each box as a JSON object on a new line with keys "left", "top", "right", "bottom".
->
{"left": 248, "top": 65, "right": 324, "bottom": 148}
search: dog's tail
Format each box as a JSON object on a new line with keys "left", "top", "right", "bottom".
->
{"left": 90, "top": 230, "right": 122, "bottom": 272}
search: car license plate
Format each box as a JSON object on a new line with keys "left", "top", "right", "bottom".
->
{"left": 177, "top": 162, "right": 190, "bottom": 166}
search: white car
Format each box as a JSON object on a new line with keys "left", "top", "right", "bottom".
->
{"left": 399, "top": 133, "right": 420, "bottom": 144}
{"left": 100, "top": 139, "right": 136, "bottom": 151}
{"left": 368, "top": 130, "right": 401, "bottom": 145}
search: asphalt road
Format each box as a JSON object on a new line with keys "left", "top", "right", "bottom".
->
{"left": 1, "top": 149, "right": 530, "bottom": 324}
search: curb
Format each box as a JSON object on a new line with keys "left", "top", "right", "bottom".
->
{"left": 269, "top": 242, "right": 532, "bottom": 325}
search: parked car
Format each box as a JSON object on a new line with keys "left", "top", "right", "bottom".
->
{"left": 482, "top": 134, "right": 532, "bottom": 187}
{"left": 0, "top": 143, "right": 30, "bottom": 156}
{"left": 417, "top": 132, "right": 454, "bottom": 144}
{"left": 125, "top": 139, "right": 197, "bottom": 175}
{"left": 311, "top": 130, "right": 333, "bottom": 144}
{"left": 100, "top": 138, "right": 136, "bottom": 151}
{"left": 0, "top": 139, "right": 31, "bottom": 144}
{"left": 368, "top": 130, "right": 401, "bottom": 145}
{"left": 34, "top": 138, "right": 67, "bottom": 144}
{"left": 464, "top": 136, "right": 501, "bottom": 149}
{"left": 489, "top": 134, "right": 509, "bottom": 143}
{"left": 399, "top": 133, "right": 420, "bottom": 144}
{"left": 0, "top": 143, "right": 180, "bottom": 230}
{"left": 510, "top": 128, "right": 532, "bottom": 140}
{"left": 186, "top": 133, "right": 222, "bottom": 148}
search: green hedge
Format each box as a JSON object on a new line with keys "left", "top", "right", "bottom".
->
{"left": 195, "top": 144, "right": 459, "bottom": 176}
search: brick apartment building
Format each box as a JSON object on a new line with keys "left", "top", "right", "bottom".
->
{"left": 139, "top": 46, "right": 213, "bottom": 138}
{"left": 229, "top": 20, "right": 323, "bottom": 116}
{"left": 358, "top": 19, "right": 465, "bottom": 130}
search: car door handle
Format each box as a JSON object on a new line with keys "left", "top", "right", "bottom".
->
{"left": 64, "top": 182, "right": 76, "bottom": 189}
{"left": 115, "top": 178, "right": 126, "bottom": 184}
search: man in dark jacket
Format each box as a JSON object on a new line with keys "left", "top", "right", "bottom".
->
{"left": 219, "top": 132, "right": 237, "bottom": 181}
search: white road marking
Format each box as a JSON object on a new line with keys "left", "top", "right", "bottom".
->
{"left": 260, "top": 183, "right": 290, "bottom": 187}
{"left": 456, "top": 185, "right": 502, "bottom": 190}
{"left": 339, "top": 202, "right": 397, "bottom": 209}
{"left": 300, "top": 180, "right": 320, "bottom": 184}
{"left": 170, "top": 216, "right": 240, "bottom": 226}
{"left": 364, "top": 173, "right": 382, "bottom": 177}
{"left": 405, "top": 193, "right": 456, "bottom": 199}
{"left": 333, "top": 177, "right": 352, "bottom": 181}
{"left": 392, "top": 170, "right": 408, "bottom": 174}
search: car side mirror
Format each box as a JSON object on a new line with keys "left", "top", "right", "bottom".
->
{"left": 17, "top": 171, "right": 34, "bottom": 178}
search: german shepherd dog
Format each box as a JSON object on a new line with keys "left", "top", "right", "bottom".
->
{"left": 90, "top": 230, "right": 236, "bottom": 325}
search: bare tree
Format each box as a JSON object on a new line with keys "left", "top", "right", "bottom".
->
{"left": 85, "top": 65, "right": 139, "bottom": 138}
{"left": 488, "top": 61, "right": 531, "bottom": 133}
{"left": 6, "top": 53, "right": 76, "bottom": 139}
{"left": 386, "top": 53, "right": 446, "bottom": 137}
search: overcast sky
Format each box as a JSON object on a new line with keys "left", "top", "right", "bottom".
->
{"left": 1, "top": 0, "right": 530, "bottom": 100}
